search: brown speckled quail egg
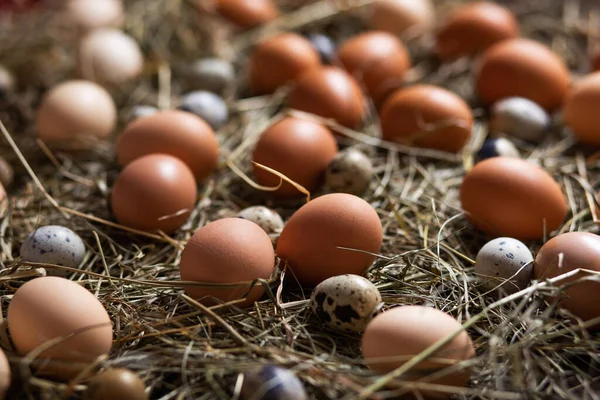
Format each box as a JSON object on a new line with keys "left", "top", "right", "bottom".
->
{"left": 20, "top": 225, "right": 86, "bottom": 269}
{"left": 237, "top": 206, "right": 284, "bottom": 235}
{"left": 310, "top": 274, "right": 383, "bottom": 333}
{"left": 325, "top": 149, "right": 373, "bottom": 195}
{"left": 474, "top": 237, "right": 534, "bottom": 294}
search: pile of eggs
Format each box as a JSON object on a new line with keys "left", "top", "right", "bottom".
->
{"left": 1, "top": 0, "right": 600, "bottom": 398}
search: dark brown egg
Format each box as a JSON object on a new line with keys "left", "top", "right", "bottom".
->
{"left": 380, "top": 85, "right": 473, "bottom": 152}
{"left": 252, "top": 117, "right": 338, "bottom": 197}
{"left": 436, "top": 2, "right": 519, "bottom": 61}
{"left": 249, "top": 33, "right": 321, "bottom": 94}
{"left": 337, "top": 31, "right": 411, "bottom": 107}
{"left": 214, "top": 0, "right": 279, "bottom": 29}
{"left": 288, "top": 66, "right": 366, "bottom": 128}
{"left": 111, "top": 154, "right": 197, "bottom": 234}
{"left": 563, "top": 72, "right": 600, "bottom": 145}
{"left": 117, "top": 110, "right": 219, "bottom": 182}
{"left": 85, "top": 368, "right": 148, "bottom": 400}
{"left": 475, "top": 39, "right": 571, "bottom": 111}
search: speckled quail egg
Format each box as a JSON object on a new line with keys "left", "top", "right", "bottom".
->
{"left": 474, "top": 237, "right": 534, "bottom": 294}
{"left": 240, "top": 365, "right": 308, "bottom": 400}
{"left": 307, "top": 33, "right": 336, "bottom": 64}
{"left": 310, "top": 274, "right": 383, "bottom": 333}
{"left": 185, "top": 58, "right": 235, "bottom": 93}
{"left": 21, "top": 226, "right": 86, "bottom": 271}
{"left": 127, "top": 105, "right": 158, "bottom": 123}
{"left": 178, "top": 91, "right": 229, "bottom": 130}
{"left": 237, "top": 206, "right": 284, "bottom": 235}
{"left": 476, "top": 137, "right": 519, "bottom": 162}
{"left": 325, "top": 149, "right": 373, "bottom": 195}
{"left": 489, "top": 97, "right": 550, "bottom": 142}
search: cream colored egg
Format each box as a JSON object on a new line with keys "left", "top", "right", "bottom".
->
{"left": 63, "top": 0, "right": 124, "bottom": 33}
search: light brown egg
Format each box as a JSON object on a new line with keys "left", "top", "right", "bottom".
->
{"left": 7, "top": 277, "right": 112, "bottom": 377}
{"left": 78, "top": 29, "right": 144, "bottom": 86}
{"left": 36, "top": 80, "right": 117, "bottom": 143}
{"left": 276, "top": 193, "right": 383, "bottom": 286}
{"left": 337, "top": 31, "right": 411, "bottom": 107}
{"left": 564, "top": 72, "right": 600, "bottom": 146}
{"left": 436, "top": 2, "right": 519, "bottom": 61}
{"left": 252, "top": 117, "right": 338, "bottom": 197}
{"left": 362, "top": 306, "right": 475, "bottom": 399}
{"left": 0, "top": 348, "right": 10, "bottom": 400}
{"left": 117, "top": 110, "right": 219, "bottom": 182}
{"left": 534, "top": 232, "right": 600, "bottom": 328}
{"left": 111, "top": 154, "right": 197, "bottom": 234}
{"left": 214, "top": 0, "right": 279, "bottom": 29}
{"left": 368, "top": 0, "right": 435, "bottom": 38}
{"left": 380, "top": 85, "right": 473, "bottom": 152}
{"left": 249, "top": 33, "right": 320, "bottom": 94}
{"left": 62, "top": 0, "right": 124, "bottom": 33}
{"left": 288, "top": 66, "right": 366, "bottom": 128}
{"left": 460, "top": 157, "right": 567, "bottom": 240}
{"left": 180, "top": 218, "right": 275, "bottom": 307}
{"left": 85, "top": 368, "right": 148, "bottom": 400}
{"left": 475, "top": 39, "right": 570, "bottom": 111}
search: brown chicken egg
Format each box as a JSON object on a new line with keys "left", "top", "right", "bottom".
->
{"left": 534, "top": 232, "right": 600, "bottom": 327}
{"left": 288, "top": 66, "right": 366, "bottom": 128}
{"left": 111, "top": 154, "right": 197, "bottom": 234}
{"left": 36, "top": 80, "right": 117, "bottom": 143}
{"left": 0, "top": 349, "right": 10, "bottom": 400}
{"left": 117, "top": 110, "right": 219, "bottom": 182}
{"left": 249, "top": 33, "right": 320, "bottom": 95}
{"left": 380, "top": 85, "right": 473, "bottom": 152}
{"left": 180, "top": 218, "right": 275, "bottom": 307}
{"left": 7, "top": 277, "right": 112, "bottom": 378}
{"left": 276, "top": 193, "right": 383, "bottom": 286}
{"left": 85, "top": 368, "right": 148, "bottom": 400}
{"left": 362, "top": 306, "right": 475, "bottom": 398}
{"left": 475, "top": 38, "right": 570, "bottom": 111}
{"left": 460, "top": 157, "right": 567, "bottom": 240}
{"left": 252, "top": 117, "right": 338, "bottom": 197}
{"left": 214, "top": 0, "right": 279, "bottom": 29}
{"left": 436, "top": 2, "right": 519, "bottom": 61}
{"left": 337, "top": 31, "right": 411, "bottom": 107}
{"left": 368, "top": 0, "right": 435, "bottom": 38}
{"left": 564, "top": 72, "right": 600, "bottom": 146}
{"left": 62, "top": 0, "right": 124, "bottom": 33}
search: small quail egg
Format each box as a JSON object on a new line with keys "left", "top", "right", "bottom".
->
{"left": 474, "top": 237, "right": 534, "bottom": 294}
{"left": 0, "top": 156, "right": 14, "bottom": 188}
{"left": 489, "top": 97, "right": 550, "bottom": 142}
{"left": 240, "top": 365, "right": 308, "bottom": 400}
{"left": 325, "top": 149, "right": 373, "bottom": 195}
{"left": 237, "top": 206, "right": 284, "bottom": 235}
{"left": 307, "top": 33, "right": 336, "bottom": 64}
{"left": 127, "top": 105, "right": 158, "bottom": 122}
{"left": 185, "top": 58, "right": 235, "bottom": 93}
{"left": 476, "top": 137, "right": 519, "bottom": 162}
{"left": 178, "top": 91, "right": 228, "bottom": 130}
{"left": 20, "top": 225, "right": 86, "bottom": 269}
{"left": 310, "top": 274, "right": 383, "bottom": 333}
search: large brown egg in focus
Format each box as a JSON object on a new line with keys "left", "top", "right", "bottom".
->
{"left": 337, "top": 31, "right": 411, "bottom": 107}
{"left": 117, "top": 110, "right": 219, "bottom": 182}
{"left": 475, "top": 38, "right": 570, "bottom": 111}
{"left": 380, "top": 85, "right": 473, "bottom": 152}
{"left": 276, "top": 193, "right": 383, "bottom": 286}
{"left": 249, "top": 33, "right": 320, "bottom": 94}
{"left": 36, "top": 80, "right": 117, "bottom": 143}
{"left": 368, "top": 0, "right": 435, "bottom": 38}
{"left": 288, "top": 66, "right": 366, "bottom": 128}
{"left": 362, "top": 306, "right": 475, "bottom": 399}
{"left": 180, "top": 218, "right": 275, "bottom": 307}
{"left": 213, "top": 0, "right": 279, "bottom": 29}
{"left": 111, "top": 154, "right": 197, "bottom": 234}
{"left": 563, "top": 72, "right": 600, "bottom": 146}
{"left": 7, "top": 277, "right": 112, "bottom": 378}
{"left": 460, "top": 157, "right": 567, "bottom": 240}
{"left": 252, "top": 117, "right": 338, "bottom": 197}
{"left": 436, "top": 2, "right": 519, "bottom": 61}
{"left": 534, "top": 232, "right": 600, "bottom": 328}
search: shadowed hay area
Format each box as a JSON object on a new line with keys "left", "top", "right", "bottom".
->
{"left": 0, "top": 0, "right": 599, "bottom": 399}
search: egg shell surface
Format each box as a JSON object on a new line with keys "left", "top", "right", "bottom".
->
{"left": 475, "top": 237, "right": 533, "bottom": 294}
{"left": 475, "top": 137, "right": 519, "bottom": 161}
{"left": 564, "top": 72, "right": 600, "bottom": 146}
{"left": 85, "top": 368, "right": 148, "bottom": 400}
{"left": 0, "top": 348, "right": 10, "bottom": 400}
{"left": 460, "top": 157, "right": 567, "bottom": 240}
{"left": 237, "top": 206, "right": 284, "bottom": 235}
{"left": 240, "top": 366, "right": 308, "bottom": 400}
{"left": 20, "top": 225, "right": 86, "bottom": 268}
{"left": 185, "top": 58, "right": 234, "bottom": 93}
{"left": 215, "top": 0, "right": 279, "bottom": 29}
{"left": 63, "top": 0, "right": 124, "bottom": 33}
{"left": 325, "top": 149, "right": 373, "bottom": 195}
{"left": 178, "top": 91, "right": 228, "bottom": 130}
{"left": 368, "top": 0, "right": 435, "bottom": 38}
{"left": 0, "top": 156, "right": 13, "bottom": 188}
{"left": 489, "top": 96, "right": 550, "bottom": 142}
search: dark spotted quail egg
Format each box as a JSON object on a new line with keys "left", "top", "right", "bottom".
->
{"left": 20, "top": 225, "right": 86, "bottom": 270}
{"left": 240, "top": 365, "right": 308, "bottom": 400}
{"left": 310, "top": 274, "right": 382, "bottom": 333}
{"left": 237, "top": 206, "right": 284, "bottom": 235}
{"left": 325, "top": 149, "right": 373, "bottom": 195}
